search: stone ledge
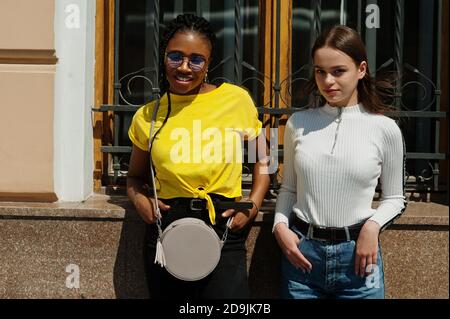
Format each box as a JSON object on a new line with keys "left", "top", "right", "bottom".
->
{"left": 0, "top": 195, "right": 133, "bottom": 220}
{"left": 0, "top": 195, "right": 448, "bottom": 299}
{"left": 0, "top": 195, "right": 448, "bottom": 226}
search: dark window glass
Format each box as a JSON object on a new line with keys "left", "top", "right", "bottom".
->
{"left": 291, "top": 0, "right": 443, "bottom": 190}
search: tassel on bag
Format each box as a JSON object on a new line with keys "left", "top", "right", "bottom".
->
{"left": 153, "top": 203, "right": 166, "bottom": 267}
{"left": 154, "top": 238, "right": 166, "bottom": 267}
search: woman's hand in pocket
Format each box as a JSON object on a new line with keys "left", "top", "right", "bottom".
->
{"left": 274, "top": 223, "right": 312, "bottom": 272}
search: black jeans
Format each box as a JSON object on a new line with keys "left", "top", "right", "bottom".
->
{"left": 143, "top": 196, "right": 251, "bottom": 299}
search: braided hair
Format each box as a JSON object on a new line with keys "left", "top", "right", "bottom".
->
{"left": 159, "top": 13, "right": 216, "bottom": 93}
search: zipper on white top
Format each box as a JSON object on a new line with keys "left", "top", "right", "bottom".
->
{"left": 330, "top": 107, "right": 343, "bottom": 155}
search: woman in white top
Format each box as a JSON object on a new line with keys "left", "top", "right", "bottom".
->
{"left": 273, "top": 25, "right": 406, "bottom": 299}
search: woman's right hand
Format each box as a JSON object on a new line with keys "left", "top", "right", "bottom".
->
{"left": 274, "top": 223, "right": 312, "bottom": 272}
{"left": 134, "top": 196, "right": 171, "bottom": 224}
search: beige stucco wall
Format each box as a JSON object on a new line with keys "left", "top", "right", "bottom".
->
{"left": 0, "top": 0, "right": 56, "bottom": 198}
{"left": 0, "top": 0, "right": 54, "bottom": 50}
{"left": 0, "top": 64, "right": 55, "bottom": 193}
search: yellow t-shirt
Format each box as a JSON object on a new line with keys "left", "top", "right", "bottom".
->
{"left": 128, "top": 83, "right": 262, "bottom": 224}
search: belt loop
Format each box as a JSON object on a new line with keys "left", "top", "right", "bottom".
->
{"left": 306, "top": 224, "right": 313, "bottom": 239}
{"left": 344, "top": 226, "right": 350, "bottom": 241}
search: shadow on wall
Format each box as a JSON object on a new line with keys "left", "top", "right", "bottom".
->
{"left": 112, "top": 207, "right": 150, "bottom": 298}
{"left": 248, "top": 214, "right": 281, "bottom": 298}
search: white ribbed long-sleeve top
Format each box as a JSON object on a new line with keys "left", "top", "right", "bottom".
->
{"left": 274, "top": 103, "right": 406, "bottom": 230}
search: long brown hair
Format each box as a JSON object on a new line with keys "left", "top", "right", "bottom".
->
{"left": 302, "top": 25, "right": 395, "bottom": 114}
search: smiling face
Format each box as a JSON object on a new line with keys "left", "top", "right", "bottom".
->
{"left": 164, "top": 31, "right": 212, "bottom": 95}
{"left": 313, "top": 46, "right": 367, "bottom": 107}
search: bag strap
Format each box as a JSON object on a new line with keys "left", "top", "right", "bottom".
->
{"left": 148, "top": 95, "right": 164, "bottom": 238}
{"left": 220, "top": 216, "right": 234, "bottom": 244}
{"left": 146, "top": 94, "right": 168, "bottom": 267}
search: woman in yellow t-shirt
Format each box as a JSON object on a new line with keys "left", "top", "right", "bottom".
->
{"left": 127, "top": 14, "right": 270, "bottom": 299}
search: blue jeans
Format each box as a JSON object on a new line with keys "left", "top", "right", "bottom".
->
{"left": 281, "top": 226, "right": 385, "bottom": 299}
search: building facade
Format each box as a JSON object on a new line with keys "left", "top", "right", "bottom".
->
{"left": 0, "top": 0, "right": 448, "bottom": 300}
{"left": 0, "top": 0, "right": 448, "bottom": 203}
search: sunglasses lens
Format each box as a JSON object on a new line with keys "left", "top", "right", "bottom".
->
{"left": 166, "top": 52, "right": 183, "bottom": 68}
{"left": 189, "top": 56, "right": 206, "bottom": 71}
{"left": 166, "top": 52, "right": 206, "bottom": 72}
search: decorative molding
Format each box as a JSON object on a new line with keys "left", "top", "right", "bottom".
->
{"left": 0, "top": 49, "right": 58, "bottom": 65}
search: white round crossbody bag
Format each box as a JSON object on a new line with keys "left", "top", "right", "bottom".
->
{"left": 156, "top": 217, "right": 232, "bottom": 281}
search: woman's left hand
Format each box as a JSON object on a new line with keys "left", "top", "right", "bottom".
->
{"left": 355, "top": 220, "right": 381, "bottom": 277}
{"left": 221, "top": 206, "right": 258, "bottom": 231}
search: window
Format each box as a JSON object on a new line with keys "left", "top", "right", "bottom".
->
{"left": 97, "top": 0, "right": 448, "bottom": 201}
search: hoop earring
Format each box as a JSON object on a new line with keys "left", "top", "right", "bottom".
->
{"left": 204, "top": 70, "right": 209, "bottom": 83}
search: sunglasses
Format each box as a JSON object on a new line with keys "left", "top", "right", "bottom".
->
{"left": 165, "top": 51, "right": 207, "bottom": 72}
